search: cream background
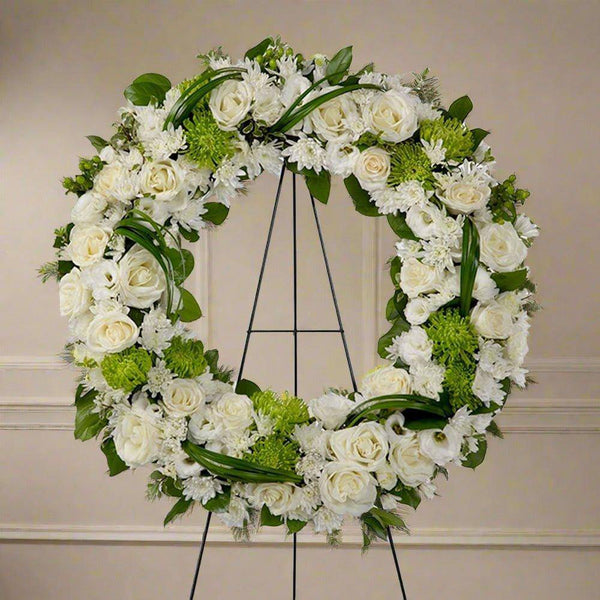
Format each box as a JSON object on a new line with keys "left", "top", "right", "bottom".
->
{"left": 1, "top": 0, "right": 599, "bottom": 598}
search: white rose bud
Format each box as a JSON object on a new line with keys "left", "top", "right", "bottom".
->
{"left": 388, "top": 433, "right": 435, "bottom": 487}
{"left": 209, "top": 79, "right": 253, "bottom": 130}
{"left": 329, "top": 422, "right": 389, "bottom": 472}
{"left": 353, "top": 147, "right": 391, "bottom": 191}
{"left": 59, "top": 268, "right": 92, "bottom": 319}
{"left": 308, "top": 391, "right": 355, "bottom": 430}
{"left": 364, "top": 90, "right": 418, "bottom": 143}
{"left": 67, "top": 225, "right": 111, "bottom": 267}
{"left": 438, "top": 181, "right": 491, "bottom": 214}
{"left": 118, "top": 245, "right": 166, "bottom": 309}
{"left": 86, "top": 310, "right": 139, "bottom": 354}
{"left": 319, "top": 461, "right": 377, "bottom": 516}
{"left": 376, "top": 464, "right": 398, "bottom": 491}
{"left": 479, "top": 222, "right": 527, "bottom": 273}
{"left": 163, "top": 379, "right": 205, "bottom": 417}
{"left": 399, "top": 257, "right": 443, "bottom": 298}
{"left": 247, "top": 483, "right": 295, "bottom": 516}
{"left": 360, "top": 365, "right": 412, "bottom": 399}
{"left": 113, "top": 394, "right": 161, "bottom": 467}
{"left": 471, "top": 301, "right": 514, "bottom": 339}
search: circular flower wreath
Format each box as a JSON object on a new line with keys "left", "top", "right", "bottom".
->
{"left": 42, "top": 37, "right": 538, "bottom": 548}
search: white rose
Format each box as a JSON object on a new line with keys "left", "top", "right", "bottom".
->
{"left": 418, "top": 426, "right": 463, "bottom": 466}
{"left": 394, "top": 327, "right": 433, "bottom": 366}
{"left": 364, "top": 89, "right": 418, "bottom": 143}
{"left": 309, "top": 392, "right": 355, "bottom": 430}
{"left": 472, "top": 266, "right": 499, "bottom": 302}
{"left": 352, "top": 147, "right": 390, "bottom": 191}
{"left": 479, "top": 222, "right": 527, "bottom": 272}
{"left": 86, "top": 310, "right": 139, "bottom": 354}
{"left": 471, "top": 301, "right": 514, "bottom": 339}
{"left": 252, "top": 84, "right": 284, "bottom": 126}
{"left": 140, "top": 159, "right": 186, "bottom": 204}
{"left": 67, "top": 225, "right": 110, "bottom": 267}
{"left": 209, "top": 79, "right": 252, "bottom": 130}
{"left": 319, "top": 461, "right": 377, "bottom": 516}
{"left": 376, "top": 464, "right": 398, "bottom": 491}
{"left": 399, "top": 257, "right": 443, "bottom": 298}
{"left": 93, "top": 162, "right": 129, "bottom": 201}
{"left": 162, "top": 378, "right": 205, "bottom": 417}
{"left": 113, "top": 394, "right": 161, "bottom": 467}
{"left": 438, "top": 182, "right": 490, "bottom": 214}
{"left": 118, "top": 246, "right": 166, "bottom": 309}
{"left": 71, "top": 192, "right": 107, "bottom": 225}
{"left": 210, "top": 392, "right": 254, "bottom": 433}
{"left": 329, "top": 422, "right": 388, "bottom": 471}
{"left": 404, "top": 297, "right": 434, "bottom": 325}
{"left": 388, "top": 433, "right": 435, "bottom": 487}
{"left": 59, "top": 268, "right": 91, "bottom": 319}
{"left": 360, "top": 365, "right": 412, "bottom": 399}
{"left": 247, "top": 483, "right": 295, "bottom": 516}
{"left": 405, "top": 203, "right": 445, "bottom": 240}
{"left": 308, "top": 87, "right": 358, "bottom": 143}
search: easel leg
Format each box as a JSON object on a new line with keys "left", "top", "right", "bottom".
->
{"left": 387, "top": 527, "right": 408, "bottom": 599}
{"left": 188, "top": 512, "right": 212, "bottom": 600}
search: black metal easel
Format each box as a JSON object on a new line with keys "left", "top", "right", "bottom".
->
{"left": 188, "top": 166, "right": 408, "bottom": 599}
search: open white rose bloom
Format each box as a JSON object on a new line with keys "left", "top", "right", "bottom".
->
{"left": 41, "top": 37, "right": 538, "bottom": 549}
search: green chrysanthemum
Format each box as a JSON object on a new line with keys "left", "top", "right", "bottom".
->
{"left": 252, "top": 390, "right": 310, "bottom": 434}
{"left": 425, "top": 309, "right": 480, "bottom": 411}
{"left": 388, "top": 143, "right": 433, "bottom": 187}
{"left": 419, "top": 117, "right": 473, "bottom": 162}
{"left": 183, "top": 109, "right": 237, "bottom": 169}
{"left": 101, "top": 347, "right": 152, "bottom": 393}
{"left": 245, "top": 435, "right": 300, "bottom": 472}
{"left": 163, "top": 336, "right": 208, "bottom": 379}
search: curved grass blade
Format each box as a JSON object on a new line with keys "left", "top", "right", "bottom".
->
{"left": 459, "top": 218, "right": 480, "bottom": 317}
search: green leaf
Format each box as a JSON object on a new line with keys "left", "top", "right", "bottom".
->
{"left": 377, "top": 316, "right": 410, "bottom": 359}
{"left": 369, "top": 507, "right": 408, "bottom": 532}
{"left": 74, "top": 385, "right": 105, "bottom": 441}
{"left": 287, "top": 519, "right": 307, "bottom": 534}
{"left": 124, "top": 75, "right": 170, "bottom": 106}
{"left": 447, "top": 95, "right": 473, "bottom": 121}
{"left": 387, "top": 213, "right": 417, "bottom": 240}
{"left": 344, "top": 175, "right": 380, "bottom": 216}
{"left": 326, "top": 46, "right": 353, "bottom": 85}
{"left": 235, "top": 378, "right": 261, "bottom": 397}
{"left": 260, "top": 505, "right": 283, "bottom": 527}
{"left": 491, "top": 268, "right": 529, "bottom": 292}
{"left": 86, "top": 135, "right": 109, "bottom": 152}
{"left": 165, "top": 248, "right": 194, "bottom": 286}
{"left": 389, "top": 484, "right": 421, "bottom": 509}
{"left": 178, "top": 288, "right": 202, "bottom": 322}
{"left": 403, "top": 417, "right": 449, "bottom": 431}
{"left": 203, "top": 488, "right": 231, "bottom": 512}
{"left": 203, "top": 202, "right": 230, "bottom": 225}
{"left": 180, "top": 227, "right": 200, "bottom": 243}
{"left": 245, "top": 37, "right": 274, "bottom": 60}
{"left": 305, "top": 170, "right": 331, "bottom": 204}
{"left": 164, "top": 497, "right": 193, "bottom": 526}
{"left": 471, "top": 128, "right": 490, "bottom": 151}
{"left": 362, "top": 514, "right": 387, "bottom": 541}
{"left": 459, "top": 219, "right": 480, "bottom": 317}
{"left": 100, "top": 437, "right": 129, "bottom": 476}
{"left": 389, "top": 256, "right": 401, "bottom": 288}
{"left": 462, "top": 439, "right": 487, "bottom": 469}
{"left": 487, "top": 420, "right": 504, "bottom": 439}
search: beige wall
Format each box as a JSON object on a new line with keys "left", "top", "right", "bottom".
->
{"left": 1, "top": 1, "right": 599, "bottom": 598}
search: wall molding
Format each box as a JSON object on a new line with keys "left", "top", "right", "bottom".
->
{"left": 1, "top": 397, "right": 598, "bottom": 433}
{"left": 1, "top": 523, "right": 598, "bottom": 548}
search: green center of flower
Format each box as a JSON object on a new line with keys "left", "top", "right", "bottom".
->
{"left": 420, "top": 117, "right": 474, "bottom": 162}
{"left": 162, "top": 336, "right": 208, "bottom": 379}
{"left": 183, "top": 108, "right": 237, "bottom": 169}
{"left": 388, "top": 142, "right": 433, "bottom": 187}
{"left": 101, "top": 347, "right": 152, "bottom": 392}
{"left": 252, "top": 390, "right": 310, "bottom": 434}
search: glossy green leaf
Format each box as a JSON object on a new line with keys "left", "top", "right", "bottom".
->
{"left": 235, "top": 378, "right": 261, "bottom": 397}
{"left": 124, "top": 82, "right": 167, "bottom": 106}
{"left": 471, "top": 128, "right": 490, "bottom": 151}
{"left": 344, "top": 175, "right": 380, "bottom": 216}
{"left": 459, "top": 219, "right": 480, "bottom": 317}
{"left": 165, "top": 248, "right": 194, "bottom": 286}
{"left": 245, "top": 37, "right": 273, "bottom": 60}
{"left": 326, "top": 46, "right": 353, "bottom": 85}
{"left": 180, "top": 227, "right": 200, "bottom": 243}
{"left": 203, "top": 488, "right": 231, "bottom": 512}
{"left": 491, "top": 268, "right": 529, "bottom": 292}
{"left": 74, "top": 385, "right": 105, "bottom": 441}
{"left": 447, "top": 95, "right": 473, "bottom": 122}
{"left": 260, "top": 505, "right": 283, "bottom": 527}
{"left": 377, "top": 316, "right": 410, "bottom": 359}
{"left": 101, "top": 437, "right": 129, "bottom": 476}
{"left": 305, "top": 170, "right": 331, "bottom": 204}
{"left": 403, "top": 417, "right": 449, "bottom": 431}
{"left": 287, "top": 519, "right": 307, "bottom": 534}
{"left": 203, "top": 202, "right": 230, "bottom": 225}
{"left": 86, "top": 135, "right": 109, "bottom": 152}
{"left": 487, "top": 420, "right": 504, "bottom": 439}
{"left": 178, "top": 287, "right": 202, "bottom": 322}
{"left": 387, "top": 213, "right": 417, "bottom": 240}
{"left": 389, "top": 484, "right": 421, "bottom": 509}
{"left": 462, "top": 439, "right": 487, "bottom": 469}
{"left": 164, "top": 497, "right": 192, "bottom": 526}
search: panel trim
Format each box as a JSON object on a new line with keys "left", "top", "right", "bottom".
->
{"left": 1, "top": 523, "right": 598, "bottom": 548}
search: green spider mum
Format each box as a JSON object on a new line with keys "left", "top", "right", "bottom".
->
{"left": 183, "top": 109, "right": 237, "bottom": 169}
{"left": 101, "top": 347, "right": 152, "bottom": 393}
{"left": 388, "top": 142, "right": 433, "bottom": 187}
{"left": 425, "top": 308, "right": 481, "bottom": 411}
{"left": 252, "top": 390, "right": 310, "bottom": 434}
{"left": 420, "top": 117, "right": 474, "bottom": 162}
{"left": 163, "top": 336, "right": 208, "bottom": 379}
{"left": 245, "top": 435, "right": 300, "bottom": 472}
